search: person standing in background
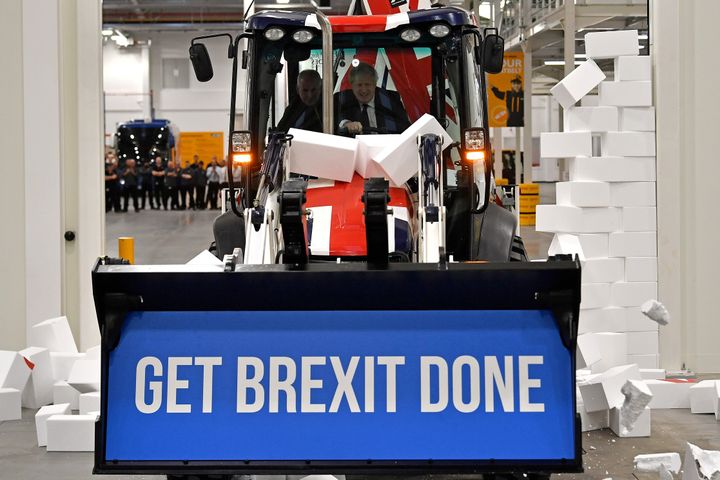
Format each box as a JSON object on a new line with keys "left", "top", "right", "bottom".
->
{"left": 165, "top": 160, "right": 179, "bottom": 210}
{"left": 138, "top": 161, "right": 154, "bottom": 210}
{"left": 219, "top": 157, "right": 228, "bottom": 190}
{"left": 195, "top": 160, "right": 207, "bottom": 210}
{"left": 121, "top": 159, "right": 140, "bottom": 212}
{"left": 105, "top": 158, "right": 121, "bottom": 213}
{"left": 151, "top": 156, "right": 166, "bottom": 210}
{"left": 180, "top": 157, "right": 197, "bottom": 210}
{"left": 206, "top": 156, "right": 221, "bottom": 210}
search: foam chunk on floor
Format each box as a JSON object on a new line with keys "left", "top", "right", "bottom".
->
{"left": 35, "top": 403, "right": 71, "bottom": 446}
{"left": 46, "top": 414, "right": 97, "bottom": 452}
{"left": 0, "top": 350, "right": 31, "bottom": 391}
{"left": 30, "top": 316, "right": 78, "bottom": 353}
{"left": 19, "top": 347, "right": 53, "bottom": 408}
{"left": 634, "top": 452, "right": 681, "bottom": 474}
{"left": 66, "top": 358, "right": 100, "bottom": 394}
{"left": 0, "top": 388, "right": 21, "bottom": 421}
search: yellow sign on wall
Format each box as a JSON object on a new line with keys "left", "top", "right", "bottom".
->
{"left": 488, "top": 52, "right": 525, "bottom": 128}
{"left": 178, "top": 132, "right": 224, "bottom": 166}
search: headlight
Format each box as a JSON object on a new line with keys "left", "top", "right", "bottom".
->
{"left": 264, "top": 27, "right": 285, "bottom": 41}
{"left": 400, "top": 28, "right": 421, "bottom": 42}
{"left": 463, "top": 128, "right": 485, "bottom": 151}
{"left": 429, "top": 23, "right": 451, "bottom": 38}
{"left": 292, "top": 29, "right": 314, "bottom": 43}
{"left": 232, "top": 130, "right": 253, "bottom": 165}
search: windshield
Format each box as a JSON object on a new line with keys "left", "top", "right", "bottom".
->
{"left": 244, "top": 30, "right": 484, "bottom": 158}
{"left": 116, "top": 125, "right": 172, "bottom": 166}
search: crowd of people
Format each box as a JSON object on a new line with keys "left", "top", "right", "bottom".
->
{"left": 104, "top": 153, "right": 241, "bottom": 213}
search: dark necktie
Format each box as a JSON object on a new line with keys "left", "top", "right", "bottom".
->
{"left": 360, "top": 104, "right": 370, "bottom": 131}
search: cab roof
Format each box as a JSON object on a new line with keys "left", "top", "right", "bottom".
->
{"left": 246, "top": 7, "right": 474, "bottom": 34}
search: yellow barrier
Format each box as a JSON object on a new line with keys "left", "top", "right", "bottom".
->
{"left": 518, "top": 183, "right": 539, "bottom": 226}
{"left": 496, "top": 178, "right": 509, "bottom": 186}
{"left": 118, "top": 237, "right": 135, "bottom": 264}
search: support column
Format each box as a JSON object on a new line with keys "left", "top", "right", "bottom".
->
{"left": 560, "top": 0, "right": 576, "bottom": 181}
{"left": 493, "top": 127, "right": 503, "bottom": 180}
{"left": 522, "top": 38, "right": 533, "bottom": 184}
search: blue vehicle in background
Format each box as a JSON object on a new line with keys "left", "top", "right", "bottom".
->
{"left": 114, "top": 119, "right": 177, "bottom": 167}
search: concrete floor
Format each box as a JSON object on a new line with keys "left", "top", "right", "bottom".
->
{"left": 0, "top": 210, "right": 712, "bottom": 479}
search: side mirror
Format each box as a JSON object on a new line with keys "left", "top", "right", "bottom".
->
{"left": 482, "top": 29, "right": 505, "bottom": 74}
{"left": 189, "top": 43, "right": 214, "bottom": 82}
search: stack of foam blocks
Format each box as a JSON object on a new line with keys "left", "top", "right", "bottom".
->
{"left": 537, "top": 29, "right": 720, "bottom": 436}
{"left": 0, "top": 316, "right": 100, "bottom": 452}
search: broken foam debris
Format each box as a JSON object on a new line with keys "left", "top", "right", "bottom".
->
{"left": 641, "top": 299, "right": 670, "bottom": 326}
{"left": 620, "top": 379, "right": 653, "bottom": 434}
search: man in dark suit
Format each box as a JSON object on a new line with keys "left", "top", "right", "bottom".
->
{"left": 336, "top": 62, "right": 411, "bottom": 135}
{"left": 277, "top": 70, "right": 323, "bottom": 132}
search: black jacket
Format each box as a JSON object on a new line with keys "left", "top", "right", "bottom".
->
{"left": 335, "top": 88, "right": 411, "bottom": 134}
{"left": 277, "top": 99, "right": 323, "bottom": 132}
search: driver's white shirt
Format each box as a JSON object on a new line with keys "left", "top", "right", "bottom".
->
{"left": 339, "top": 97, "right": 377, "bottom": 130}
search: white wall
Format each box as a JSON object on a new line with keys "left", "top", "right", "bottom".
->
{"left": 104, "top": 31, "right": 244, "bottom": 155}
{"left": 0, "top": 0, "right": 28, "bottom": 350}
{"left": 654, "top": 0, "right": 720, "bottom": 372}
{"left": 0, "top": 0, "right": 104, "bottom": 351}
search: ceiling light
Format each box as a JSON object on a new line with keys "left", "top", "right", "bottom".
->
{"left": 102, "top": 29, "right": 114, "bottom": 36}
{"left": 544, "top": 60, "right": 583, "bottom": 66}
{"left": 277, "top": 0, "right": 290, "bottom": 4}
{"left": 638, "top": 34, "right": 649, "bottom": 40}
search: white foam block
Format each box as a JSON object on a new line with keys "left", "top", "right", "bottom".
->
{"left": 690, "top": 380, "right": 720, "bottom": 414}
{"left": 683, "top": 443, "right": 720, "bottom": 480}
{"left": 609, "top": 232, "right": 657, "bottom": 257}
{"left": 49, "top": 352, "right": 85, "bottom": 382}
{"left": 611, "top": 405, "right": 650, "bottom": 437}
{"left": 85, "top": 346, "right": 100, "bottom": 360}
{"left": 646, "top": 379, "right": 692, "bottom": 409}
{"left": 627, "top": 331, "right": 659, "bottom": 355}
{"left": 53, "top": 381, "right": 80, "bottom": 410}
{"left": 603, "top": 132, "right": 656, "bottom": 156}
{"left": 0, "top": 388, "right": 21, "bottom": 421}
{"left": 579, "top": 364, "right": 641, "bottom": 412}
{"left": 634, "top": 452, "right": 681, "bottom": 474}
{"left": 19, "top": 347, "right": 53, "bottom": 409}
{"left": 615, "top": 55, "right": 651, "bottom": 81}
{"left": 66, "top": 358, "right": 100, "bottom": 394}
{"left": 287, "top": 128, "right": 357, "bottom": 182}
{"left": 79, "top": 391, "right": 101, "bottom": 415}
{"left": 599, "top": 81, "right": 652, "bottom": 106}
{"left": 540, "top": 132, "right": 592, "bottom": 158}
{"left": 592, "top": 332, "right": 629, "bottom": 373}
{"left": 581, "top": 283, "right": 611, "bottom": 310}
{"left": 35, "top": 403, "right": 71, "bottom": 446}
{"left": 577, "top": 333, "right": 603, "bottom": 369}
{"left": 581, "top": 95, "right": 600, "bottom": 106}
{"left": 715, "top": 382, "right": 720, "bottom": 421}
{"left": 629, "top": 354, "right": 659, "bottom": 369}
{"left": 579, "top": 401, "right": 610, "bottom": 431}
{"left": 186, "top": 250, "right": 223, "bottom": 267}
{"left": 610, "top": 181, "right": 656, "bottom": 206}
{"left": 585, "top": 30, "right": 639, "bottom": 59}
{"left": 583, "top": 258, "right": 624, "bottom": 283}
{"left": 578, "top": 308, "right": 626, "bottom": 334}
{"left": 356, "top": 134, "right": 400, "bottom": 179}
{"left": 550, "top": 59, "right": 606, "bottom": 109}
{"left": 621, "top": 107, "right": 656, "bottom": 131}
{"left": 536, "top": 205, "right": 621, "bottom": 233}
{"left": 556, "top": 181, "right": 610, "bottom": 207}
{"left": 564, "top": 106, "right": 619, "bottom": 132}
{"left": 626, "top": 307, "right": 660, "bottom": 331}
{"left": 611, "top": 281, "right": 658, "bottom": 307}
{"left": 578, "top": 233, "right": 609, "bottom": 258}
{"left": 548, "top": 233, "right": 585, "bottom": 261}
{"left": 640, "top": 368, "right": 666, "bottom": 380}
{"left": 569, "top": 157, "right": 656, "bottom": 182}
{"left": 625, "top": 257, "right": 657, "bottom": 282}
{"left": 622, "top": 206, "right": 657, "bottom": 231}
{"left": 46, "top": 414, "right": 97, "bottom": 452}
{"left": 30, "top": 316, "right": 78, "bottom": 353}
{"left": 374, "top": 114, "right": 452, "bottom": 186}
{"left": 0, "top": 351, "right": 31, "bottom": 391}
